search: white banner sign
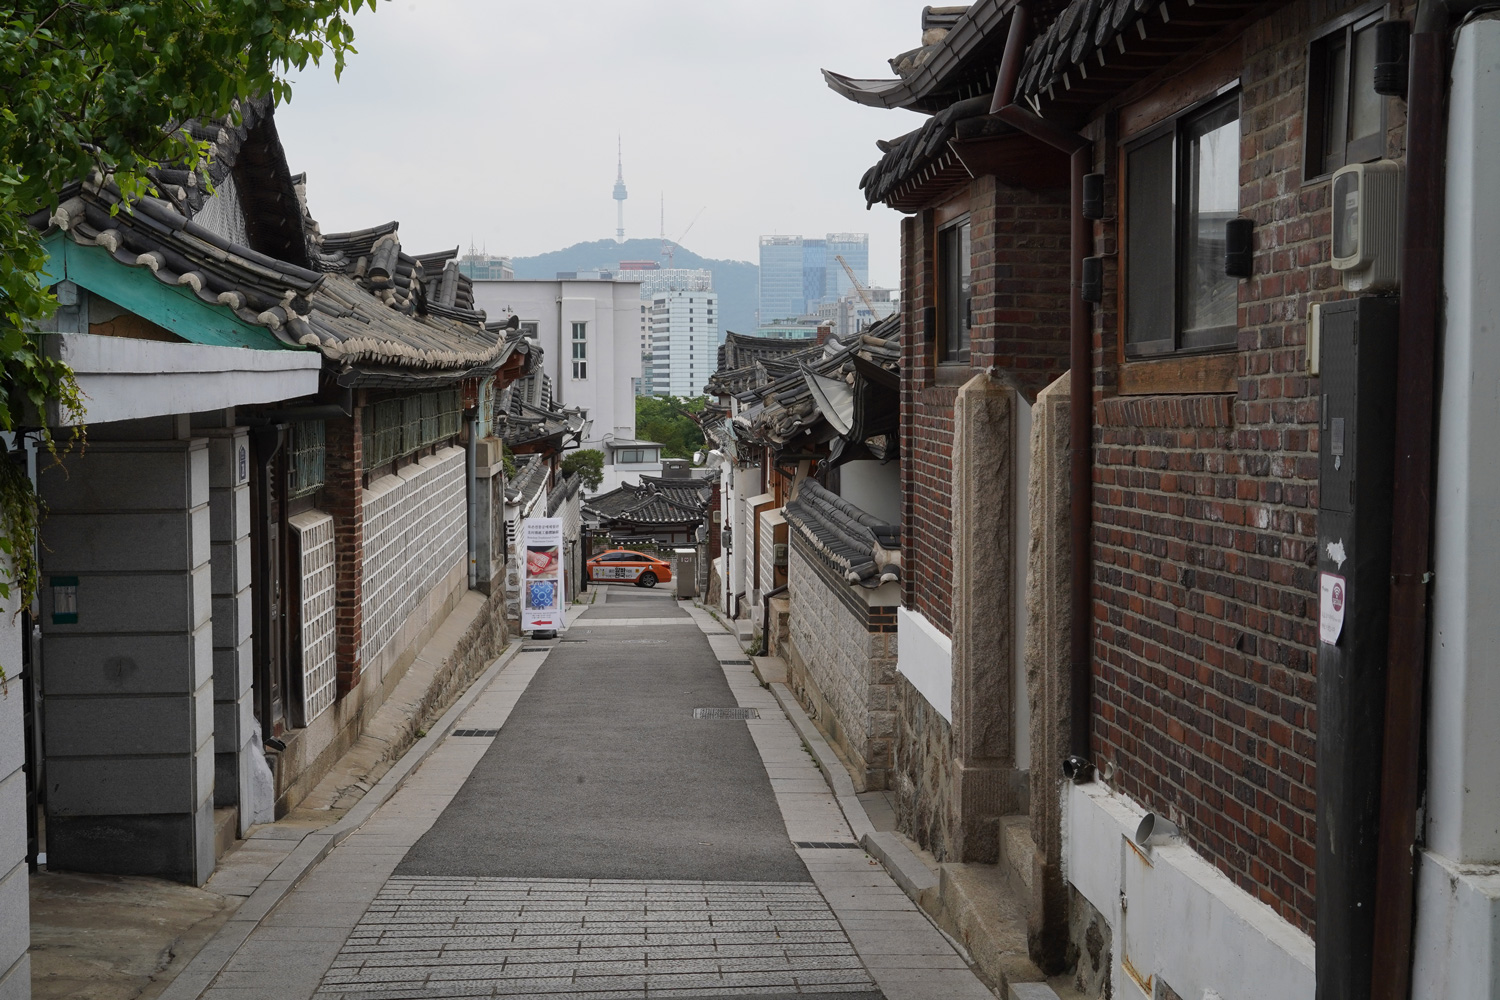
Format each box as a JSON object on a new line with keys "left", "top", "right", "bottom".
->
{"left": 522, "top": 517, "right": 566, "bottom": 632}
{"left": 1319, "top": 571, "right": 1346, "bottom": 646}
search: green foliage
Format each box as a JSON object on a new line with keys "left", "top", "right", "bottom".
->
{"left": 636, "top": 394, "right": 706, "bottom": 460}
{"left": 561, "top": 448, "right": 604, "bottom": 490}
{"left": 500, "top": 441, "right": 517, "bottom": 480}
{"left": 0, "top": 0, "right": 373, "bottom": 610}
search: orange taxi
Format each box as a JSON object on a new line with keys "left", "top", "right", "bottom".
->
{"left": 586, "top": 549, "right": 674, "bottom": 588}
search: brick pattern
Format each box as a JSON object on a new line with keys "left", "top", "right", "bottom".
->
{"left": 785, "top": 537, "right": 897, "bottom": 788}
{"left": 361, "top": 447, "right": 467, "bottom": 668}
{"left": 901, "top": 182, "right": 1072, "bottom": 639}
{"left": 325, "top": 410, "right": 365, "bottom": 694}
{"left": 290, "top": 510, "right": 337, "bottom": 723}
{"left": 1085, "top": 0, "right": 1406, "bottom": 933}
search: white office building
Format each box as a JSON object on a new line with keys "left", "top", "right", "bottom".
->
{"left": 469, "top": 278, "right": 644, "bottom": 483}
{"left": 650, "top": 288, "right": 718, "bottom": 397}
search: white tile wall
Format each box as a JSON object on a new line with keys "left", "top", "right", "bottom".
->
{"left": 360, "top": 447, "right": 466, "bottom": 667}
{"left": 290, "top": 510, "right": 337, "bottom": 723}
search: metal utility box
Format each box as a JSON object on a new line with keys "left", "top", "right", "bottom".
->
{"left": 674, "top": 548, "right": 698, "bottom": 599}
{"left": 1314, "top": 295, "right": 1399, "bottom": 1000}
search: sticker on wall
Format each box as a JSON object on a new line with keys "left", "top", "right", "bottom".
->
{"left": 51, "top": 576, "right": 78, "bottom": 625}
{"left": 1320, "top": 572, "right": 1346, "bottom": 646}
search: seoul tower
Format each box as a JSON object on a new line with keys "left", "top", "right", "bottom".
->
{"left": 612, "top": 136, "right": 628, "bottom": 243}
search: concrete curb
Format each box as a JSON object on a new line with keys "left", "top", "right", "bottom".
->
{"left": 764, "top": 683, "right": 938, "bottom": 894}
{"left": 158, "top": 640, "right": 528, "bottom": 1000}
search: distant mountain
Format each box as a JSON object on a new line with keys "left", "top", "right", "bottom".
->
{"left": 510, "top": 238, "right": 759, "bottom": 341}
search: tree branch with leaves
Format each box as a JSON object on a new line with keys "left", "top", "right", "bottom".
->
{"left": 0, "top": 0, "right": 376, "bottom": 612}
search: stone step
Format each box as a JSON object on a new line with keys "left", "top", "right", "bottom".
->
{"left": 1000, "top": 814, "right": 1036, "bottom": 900}
{"left": 929, "top": 860, "right": 1050, "bottom": 996}
{"left": 751, "top": 655, "right": 788, "bottom": 685}
{"left": 212, "top": 805, "right": 239, "bottom": 860}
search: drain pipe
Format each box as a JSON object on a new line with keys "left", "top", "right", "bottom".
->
{"left": 1369, "top": 2, "right": 1479, "bottom": 995}
{"left": 465, "top": 411, "right": 478, "bottom": 590}
{"left": 989, "top": 2, "right": 1096, "bottom": 764}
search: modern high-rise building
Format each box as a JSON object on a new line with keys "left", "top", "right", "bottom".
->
{"left": 457, "top": 250, "right": 514, "bottom": 280}
{"left": 758, "top": 236, "right": 806, "bottom": 325}
{"left": 650, "top": 288, "right": 718, "bottom": 397}
{"left": 758, "top": 233, "right": 868, "bottom": 324}
{"left": 826, "top": 233, "right": 870, "bottom": 303}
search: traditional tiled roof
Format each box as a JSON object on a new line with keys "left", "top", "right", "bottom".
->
{"left": 712, "top": 314, "right": 901, "bottom": 465}
{"left": 505, "top": 454, "right": 550, "bottom": 506}
{"left": 635, "top": 475, "right": 713, "bottom": 508}
{"left": 546, "top": 473, "right": 583, "bottom": 517}
{"left": 718, "top": 331, "right": 820, "bottom": 371}
{"left": 784, "top": 481, "right": 900, "bottom": 588}
{"left": 832, "top": 0, "right": 1269, "bottom": 210}
{"left": 584, "top": 480, "right": 708, "bottom": 528}
{"left": 37, "top": 102, "right": 508, "bottom": 388}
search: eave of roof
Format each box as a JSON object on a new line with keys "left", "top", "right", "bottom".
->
{"left": 822, "top": 0, "right": 1020, "bottom": 114}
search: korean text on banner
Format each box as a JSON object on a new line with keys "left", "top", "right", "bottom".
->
{"left": 522, "top": 517, "right": 567, "bottom": 632}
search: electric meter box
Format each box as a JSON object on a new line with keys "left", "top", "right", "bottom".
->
{"left": 1330, "top": 160, "right": 1403, "bottom": 292}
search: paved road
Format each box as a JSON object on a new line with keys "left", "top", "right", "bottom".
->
{"left": 321, "top": 587, "right": 884, "bottom": 1000}
{"left": 195, "top": 586, "right": 992, "bottom": 1000}
{"left": 398, "top": 589, "right": 805, "bottom": 882}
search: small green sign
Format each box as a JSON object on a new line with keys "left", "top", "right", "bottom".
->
{"left": 51, "top": 576, "right": 78, "bottom": 625}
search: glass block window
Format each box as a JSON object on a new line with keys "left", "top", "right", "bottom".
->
{"left": 287, "top": 420, "right": 326, "bottom": 499}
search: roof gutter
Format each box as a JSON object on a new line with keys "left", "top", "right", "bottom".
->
{"left": 988, "top": 4, "right": 1095, "bottom": 771}
{"left": 1370, "top": 3, "right": 1486, "bottom": 995}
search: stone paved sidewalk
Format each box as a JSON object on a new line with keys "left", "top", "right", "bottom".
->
{"left": 170, "top": 588, "right": 995, "bottom": 1000}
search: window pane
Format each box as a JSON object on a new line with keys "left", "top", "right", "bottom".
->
{"left": 1324, "top": 34, "right": 1350, "bottom": 169}
{"left": 939, "top": 220, "right": 972, "bottom": 363}
{"left": 1349, "top": 24, "right": 1382, "bottom": 144}
{"left": 1126, "top": 132, "right": 1175, "bottom": 351}
{"left": 1181, "top": 106, "right": 1240, "bottom": 345}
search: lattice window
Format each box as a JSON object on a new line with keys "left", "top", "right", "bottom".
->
{"left": 362, "top": 390, "right": 462, "bottom": 470}
{"left": 290, "top": 511, "right": 337, "bottom": 725}
{"left": 287, "top": 420, "right": 326, "bottom": 499}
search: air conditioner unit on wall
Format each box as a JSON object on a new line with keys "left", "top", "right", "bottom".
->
{"left": 1331, "top": 160, "right": 1403, "bottom": 292}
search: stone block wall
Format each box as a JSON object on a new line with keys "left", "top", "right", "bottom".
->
{"left": 892, "top": 672, "right": 956, "bottom": 859}
{"left": 361, "top": 447, "right": 466, "bottom": 679}
{"left": 783, "top": 535, "right": 898, "bottom": 790}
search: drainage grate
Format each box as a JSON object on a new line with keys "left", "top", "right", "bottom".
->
{"left": 521, "top": 646, "right": 551, "bottom": 652}
{"left": 692, "top": 707, "right": 761, "bottom": 720}
{"left": 794, "top": 841, "right": 864, "bottom": 850}
{"left": 559, "top": 638, "right": 589, "bottom": 643}
{"left": 451, "top": 729, "right": 501, "bottom": 737}
{"left": 719, "top": 659, "right": 751, "bottom": 665}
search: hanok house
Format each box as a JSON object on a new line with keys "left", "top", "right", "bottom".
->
{"left": 702, "top": 317, "right": 902, "bottom": 787}
{"left": 824, "top": 1, "right": 1500, "bottom": 997}
{"left": 584, "top": 474, "right": 713, "bottom": 550}
{"left": 22, "top": 100, "right": 524, "bottom": 887}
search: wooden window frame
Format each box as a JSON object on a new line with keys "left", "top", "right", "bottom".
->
{"left": 1118, "top": 88, "right": 1242, "bottom": 368}
{"left": 1304, "top": 2, "right": 1389, "bottom": 182}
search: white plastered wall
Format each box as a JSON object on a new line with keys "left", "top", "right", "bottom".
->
{"left": 1065, "top": 783, "right": 1314, "bottom": 999}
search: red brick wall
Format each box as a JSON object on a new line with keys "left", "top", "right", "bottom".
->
{"left": 325, "top": 406, "right": 365, "bottom": 694}
{"left": 900, "top": 182, "right": 1072, "bottom": 636}
{"left": 1085, "top": 0, "right": 1405, "bottom": 934}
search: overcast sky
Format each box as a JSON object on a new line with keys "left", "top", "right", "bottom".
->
{"left": 276, "top": 1, "right": 928, "bottom": 288}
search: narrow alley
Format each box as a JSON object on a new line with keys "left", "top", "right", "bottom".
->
{"left": 178, "top": 587, "right": 991, "bottom": 1000}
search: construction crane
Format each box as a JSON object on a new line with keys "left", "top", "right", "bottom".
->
{"left": 661, "top": 205, "right": 705, "bottom": 268}
{"left": 835, "top": 254, "right": 877, "bottom": 316}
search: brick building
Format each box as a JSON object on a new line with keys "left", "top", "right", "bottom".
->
{"left": 825, "top": 1, "right": 1500, "bottom": 997}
